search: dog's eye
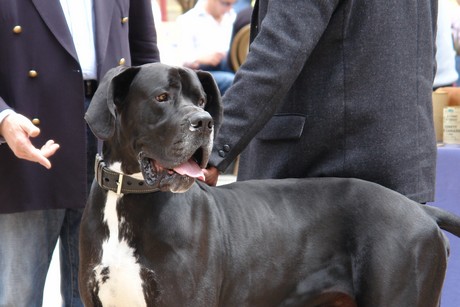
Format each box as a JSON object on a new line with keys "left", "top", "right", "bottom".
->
{"left": 198, "top": 98, "right": 206, "bottom": 108}
{"left": 156, "top": 93, "right": 169, "bottom": 102}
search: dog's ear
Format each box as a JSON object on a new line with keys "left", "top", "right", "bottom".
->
{"left": 85, "top": 66, "right": 141, "bottom": 140}
{"left": 196, "top": 70, "right": 224, "bottom": 139}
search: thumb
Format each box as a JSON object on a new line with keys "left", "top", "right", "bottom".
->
{"left": 22, "top": 120, "right": 40, "bottom": 138}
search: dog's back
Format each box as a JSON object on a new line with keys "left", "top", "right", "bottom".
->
{"left": 81, "top": 176, "right": 458, "bottom": 306}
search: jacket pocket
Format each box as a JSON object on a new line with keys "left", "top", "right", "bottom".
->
{"left": 256, "top": 114, "right": 306, "bottom": 141}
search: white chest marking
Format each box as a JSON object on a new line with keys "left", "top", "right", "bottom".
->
{"left": 94, "top": 188, "right": 147, "bottom": 306}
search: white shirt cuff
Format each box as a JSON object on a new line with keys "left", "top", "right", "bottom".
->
{"left": 0, "top": 109, "right": 16, "bottom": 144}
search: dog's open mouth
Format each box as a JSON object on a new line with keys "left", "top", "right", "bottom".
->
{"left": 138, "top": 147, "right": 209, "bottom": 186}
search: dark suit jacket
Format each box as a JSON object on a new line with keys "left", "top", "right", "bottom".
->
{"left": 0, "top": 0, "right": 160, "bottom": 213}
{"left": 210, "top": 0, "right": 438, "bottom": 203}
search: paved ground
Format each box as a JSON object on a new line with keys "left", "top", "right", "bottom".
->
{"left": 42, "top": 175, "right": 237, "bottom": 306}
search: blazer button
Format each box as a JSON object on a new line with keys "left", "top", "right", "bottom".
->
{"left": 13, "top": 25, "right": 22, "bottom": 34}
{"left": 32, "top": 118, "right": 40, "bottom": 126}
{"left": 121, "top": 17, "right": 129, "bottom": 24}
{"left": 223, "top": 145, "right": 230, "bottom": 152}
{"left": 118, "top": 58, "right": 126, "bottom": 66}
{"left": 28, "top": 70, "right": 38, "bottom": 78}
{"left": 218, "top": 150, "right": 226, "bottom": 157}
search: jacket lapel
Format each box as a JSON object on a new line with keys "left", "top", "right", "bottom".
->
{"left": 94, "top": 0, "right": 116, "bottom": 79}
{"left": 31, "top": 0, "right": 78, "bottom": 61}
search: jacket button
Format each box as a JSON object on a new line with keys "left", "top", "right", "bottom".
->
{"left": 118, "top": 58, "right": 126, "bottom": 65}
{"left": 218, "top": 150, "right": 226, "bottom": 157}
{"left": 32, "top": 118, "right": 40, "bottom": 126}
{"left": 121, "top": 17, "right": 129, "bottom": 24}
{"left": 13, "top": 25, "right": 22, "bottom": 34}
{"left": 28, "top": 70, "right": 38, "bottom": 78}
{"left": 223, "top": 145, "right": 230, "bottom": 152}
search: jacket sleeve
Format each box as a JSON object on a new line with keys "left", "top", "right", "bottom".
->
{"left": 129, "top": 0, "right": 161, "bottom": 65}
{"left": 0, "top": 98, "right": 10, "bottom": 113}
{"left": 209, "top": 0, "right": 339, "bottom": 171}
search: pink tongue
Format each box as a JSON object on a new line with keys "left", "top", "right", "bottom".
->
{"left": 173, "top": 159, "right": 205, "bottom": 181}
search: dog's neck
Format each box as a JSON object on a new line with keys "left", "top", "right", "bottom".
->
{"left": 94, "top": 154, "right": 160, "bottom": 195}
{"left": 102, "top": 139, "right": 140, "bottom": 174}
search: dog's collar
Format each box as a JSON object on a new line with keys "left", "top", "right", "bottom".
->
{"left": 95, "top": 154, "right": 160, "bottom": 194}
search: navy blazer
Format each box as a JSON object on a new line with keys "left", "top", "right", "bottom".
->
{"left": 210, "top": 0, "right": 438, "bottom": 203}
{"left": 0, "top": 0, "right": 160, "bottom": 213}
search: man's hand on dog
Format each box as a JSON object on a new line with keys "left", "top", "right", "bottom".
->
{"left": 204, "top": 166, "right": 220, "bottom": 186}
{"left": 0, "top": 113, "right": 60, "bottom": 169}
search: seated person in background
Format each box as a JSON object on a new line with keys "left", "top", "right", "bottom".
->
{"left": 433, "top": 0, "right": 458, "bottom": 90}
{"left": 177, "top": 0, "right": 237, "bottom": 94}
{"left": 227, "top": 1, "right": 253, "bottom": 72}
{"left": 449, "top": 0, "right": 460, "bottom": 76}
{"left": 233, "top": 0, "right": 252, "bottom": 13}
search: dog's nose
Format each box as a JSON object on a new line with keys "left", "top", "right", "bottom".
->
{"left": 189, "top": 112, "right": 214, "bottom": 132}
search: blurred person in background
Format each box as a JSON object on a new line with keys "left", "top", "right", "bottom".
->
{"left": 433, "top": 0, "right": 458, "bottom": 90}
{"left": 233, "top": 0, "right": 251, "bottom": 13}
{"left": 177, "top": 0, "right": 236, "bottom": 94}
{"left": 227, "top": 0, "right": 254, "bottom": 72}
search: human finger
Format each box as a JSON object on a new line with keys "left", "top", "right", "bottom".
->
{"left": 203, "top": 166, "right": 219, "bottom": 186}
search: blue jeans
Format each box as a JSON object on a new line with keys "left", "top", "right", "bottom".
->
{"left": 0, "top": 208, "right": 84, "bottom": 307}
{"left": 199, "top": 60, "right": 235, "bottom": 95}
{"left": 233, "top": 0, "right": 251, "bottom": 13}
{"left": 208, "top": 71, "right": 235, "bottom": 95}
{"left": 456, "top": 55, "right": 460, "bottom": 79}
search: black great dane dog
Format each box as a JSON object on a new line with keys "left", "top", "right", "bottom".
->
{"left": 80, "top": 63, "right": 460, "bottom": 307}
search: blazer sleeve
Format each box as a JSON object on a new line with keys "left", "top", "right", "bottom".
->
{"left": 129, "top": 0, "right": 161, "bottom": 65}
{"left": 209, "top": 0, "right": 339, "bottom": 171}
{"left": 0, "top": 98, "right": 10, "bottom": 113}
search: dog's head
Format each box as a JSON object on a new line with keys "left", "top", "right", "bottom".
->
{"left": 85, "top": 63, "right": 223, "bottom": 192}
